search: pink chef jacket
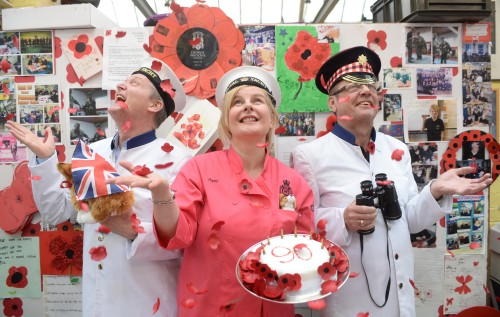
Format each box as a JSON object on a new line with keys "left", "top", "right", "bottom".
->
{"left": 155, "top": 147, "right": 314, "bottom": 317}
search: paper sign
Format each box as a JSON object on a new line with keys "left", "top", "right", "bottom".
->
{"left": 62, "top": 34, "right": 103, "bottom": 82}
{"left": 43, "top": 275, "right": 83, "bottom": 317}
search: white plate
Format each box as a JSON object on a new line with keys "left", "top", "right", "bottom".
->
{"left": 235, "top": 234, "right": 350, "bottom": 304}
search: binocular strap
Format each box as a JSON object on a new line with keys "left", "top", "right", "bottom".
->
{"left": 359, "top": 218, "right": 391, "bottom": 307}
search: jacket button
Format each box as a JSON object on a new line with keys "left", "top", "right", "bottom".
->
{"left": 98, "top": 234, "right": 104, "bottom": 241}
{"left": 395, "top": 253, "right": 399, "bottom": 260}
{"left": 98, "top": 264, "right": 103, "bottom": 270}
{"left": 399, "top": 283, "right": 403, "bottom": 289}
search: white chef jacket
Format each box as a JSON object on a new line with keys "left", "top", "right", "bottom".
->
{"left": 292, "top": 124, "right": 451, "bottom": 317}
{"left": 30, "top": 130, "right": 192, "bottom": 317}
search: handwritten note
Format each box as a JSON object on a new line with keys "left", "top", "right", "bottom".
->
{"left": 443, "top": 254, "right": 487, "bottom": 314}
{"left": 0, "top": 237, "right": 41, "bottom": 298}
{"left": 43, "top": 275, "right": 82, "bottom": 317}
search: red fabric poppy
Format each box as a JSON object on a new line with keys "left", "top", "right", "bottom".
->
{"left": 321, "top": 279, "right": 338, "bottom": 294}
{"left": 238, "top": 179, "right": 252, "bottom": 194}
{"left": 6, "top": 266, "right": 28, "bottom": 288}
{"left": 317, "top": 219, "right": 327, "bottom": 231}
{"left": 97, "top": 225, "right": 111, "bottom": 234}
{"left": 277, "top": 273, "right": 295, "bottom": 290}
{"left": 367, "top": 141, "right": 375, "bottom": 155}
{"left": 151, "top": 3, "right": 245, "bottom": 98}
{"left": 57, "top": 220, "right": 74, "bottom": 231}
{"left": 2, "top": 298, "right": 23, "bottom": 317}
{"left": 366, "top": 30, "right": 387, "bottom": 50}
{"left": 317, "top": 262, "right": 337, "bottom": 280}
{"left": 48, "top": 235, "right": 84, "bottom": 273}
{"left": 89, "top": 246, "right": 107, "bottom": 261}
{"left": 68, "top": 34, "right": 93, "bottom": 59}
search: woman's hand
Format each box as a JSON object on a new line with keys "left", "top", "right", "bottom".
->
{"left": 6, "top": 121, "right": 55, "bottom": 158}
{"left": 106, "top": 161, "right": 171, "bottom": 201}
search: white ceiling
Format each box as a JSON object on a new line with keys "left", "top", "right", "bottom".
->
{"left": 97, "top": 0, "right": 377, "bottom": 27}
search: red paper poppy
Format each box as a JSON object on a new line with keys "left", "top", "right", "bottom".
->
{"left": 321, "top": 279, "right": 338, "bottom": 294}
{"left": 238, "top": 179, "right": 252, "bottom": 194}
{"left": 367, "top": 30, "right": 387, "bottom": 50}
{"left": 284, "top": 30, "right": 332, "bottom": 99}
{"left": 151, "top": 3, "right": 245, "bottom": 99}
{"left": 21, "top": 222, "right": 41, "bottom": 237}
{"left": 6, "top": 266, "right": 28, "bottom": 288}
{"left": 68, "top": 34, "right": 93, "bottom": 59}
{"left": 317, "top": 219, "right": 327, "bottom": 231}
{"left": 390, "top": 56, "right": 403, "bottom": 68}
{"left": 2, "top": 298, "right": 23, "bottom": 317}
{"left": 277, "top": 273, "right": 295, "bottom": 289}
{"left": 48, "top": 235, "right": 83, "bottom": 273}
{"left": 89, "top": 246, "right": 107, "bottom": 261}
{"left": 317, "top": 262, "right": 337, "bottom": 280}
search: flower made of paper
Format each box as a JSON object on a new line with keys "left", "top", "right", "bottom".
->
{"left": 48, "top": 235, "right": 83, "bottom": 273}
{"left": 366, "top": 30, "right": 387, "bottom": 51}
{"left": 68, "top": 34, "right": 93, "bottom": 59}
{"left": 150, "top": 3, "right": 245, "bottom": 99}
{"left": 2, "top": 298, "right": 23, "bottom": 317}
{"left": 284, "top": 30, "right": 331, "bottom": 99}
{"left": 6, "top": 266, "right": 28, "bottom": 288}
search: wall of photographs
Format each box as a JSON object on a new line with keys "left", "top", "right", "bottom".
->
{"left": 0, "top": 19, "right": 496, "bottom": 317}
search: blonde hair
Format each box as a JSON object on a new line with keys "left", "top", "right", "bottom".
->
{"left": 217, "top": 85, "right": 279, "bottom": 156}
{"left": 429, "top": 104, "right": 439, "bottom": 112}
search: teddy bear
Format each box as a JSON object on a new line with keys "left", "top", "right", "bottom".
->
{"left": 279, "top": 193, "right": 296, "bottom": 211}
{"left": 56, "top": 163, "right": 135, "bottom": 224}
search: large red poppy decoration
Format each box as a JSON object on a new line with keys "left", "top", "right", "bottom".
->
{"left": 68, "top": 34, "right": 93, "bottom": 59}
{"left": 150, "top": 2, "right": 245, "bottom": 99}
{"left": 366, "top": 30, "right": 387, "bottom": 51}
{"left": 284, "top": 30, "right": 331, "bottom": 100}
{"left": 6, "top": 266, "right": 28, "bottom": 288}
{"left": 48, "top": 235, "right": 84, "bottom": 274}
{"left": 2, "top": 298, "right": 23, "bottom": 317}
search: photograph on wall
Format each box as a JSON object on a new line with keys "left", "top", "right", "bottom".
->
{"left": 276, "top": 112, "right": 315, "bottom": 137}
{"left": 383, "top": 68, "right": 412, "bottom": 88}
{"left": 431, "top": 26, "right": 460, "bottom": 65}
{"left": 463, "top": 22, "right": 492, "bottom": 63}
{"left": 411, "top": 223, "right": 437, "bottom": 248}
{"left": 456, "top": 159, "right": 491, "bottom": 179}
{"left": 404, "top": 99, "right": 457, "bottom": 143}
{"left": 416, "top": 67, "right": 453, "bottom": 96}
{"left": 0, "top": 32, "right": 21, "bottom": 76}
{"left": 409, "top": 143, "right": 439, "bottom": 192}
{"left": 69, "top": 88, "right": 109, "bottom": 117}
{"left": 405, "top": 26, "right": 433, "bottom": 65}
{"left": 463, "top": 82, "right": 493, "bottom": 128}
{"left": 69, "top": 118, "right": 108, "bottom": 144}
{"left": 239, "top": 25, "right": 276, "bottom": 72}
{"left": 382, "top": 93, "right": 402, "bottom": 122}
{"left": 0, "top": 131, "right": 27, "bottom": 163}
{"left": 378, "top": 122, "right": 404, "bottom": 142}
{"left": 275, "top": 25, "right": 339, "bottom": 113}
{"left": 19, "top": 31, "right": 54, "bottom": 75}
{"left": 463, "top": 62, "right": 491, "bottom": 83}
{"left": 0, "top": 55, "right": 21, "bottom": 76}
{"left": 0, "top": 78, "right": 17, "bottom": 129}
{"left": 462, "top": 141, "right": 485, "bottom": 160}
{"left": 445, "top": 195, "right": 485, "bottom": 254}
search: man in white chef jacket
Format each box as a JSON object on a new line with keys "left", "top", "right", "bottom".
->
{"left": 291, "top": 46, "right": 492, "bottom": 317}
{"left": 6, "top": 58, "right": 192, "bottom": 317}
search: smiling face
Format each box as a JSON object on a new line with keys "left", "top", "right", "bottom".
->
{"left": 226, "top": 85, "right": 274, "bottom": 142}
{"left": 328, "top": 80, "right": 380, "bottom": 127}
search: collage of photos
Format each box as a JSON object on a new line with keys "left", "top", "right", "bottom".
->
{"left": 69, "top": 88, "right": 109, "bottom": 144}
{"left": 404, "top": 99, "right": 457, "bottom": 143}
{"left": 276, "top": 112, "right": 315, "bottom": 137}
{"left": 409, "top": 142, "right": 439, "bottom": 192}
{"left": 406, "top": 26, "right": 459, "bottom": 65}
{"left": 239, "top": 25, "right": 276, "bottom": 72}
{"left": 446, "top": 195, "right": 485, "bottom": 254}
{"left": 462, "top": 64, "right": 493, "bottom": 127}
{"left": 17, "top": 83, "right": 61, "bottom": 145}
{"left": 0, "top": 31, "right": 54, "bottom": 76}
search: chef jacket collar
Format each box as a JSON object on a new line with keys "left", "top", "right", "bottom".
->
{"left": 228, "top": 145, "right": 270, "bottom": 176}
{"left": 111, "top": 130, "right": 157, "bottom": 150}
{"left": 331, "top": 123, "right": 377, "bottom": 146}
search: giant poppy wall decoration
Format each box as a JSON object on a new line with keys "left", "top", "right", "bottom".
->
{"left": 150, "top": 1, "right": 245, "bottom": 99}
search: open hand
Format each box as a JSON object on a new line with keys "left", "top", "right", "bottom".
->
{"left": 431, "top": 166, "right": 493, "bottom": 199}
{"left": 6, "top": 121, "right": 55, "bottom": 158}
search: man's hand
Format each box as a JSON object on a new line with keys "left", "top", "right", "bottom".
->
{"left": 343, "top": 200, "right": 377, "bottom": 231}
{"left": 430, "top": 166, "right": 493, "bottom": 200}
{"left": 5, "top": 121, "right": 55, "bottom": 158}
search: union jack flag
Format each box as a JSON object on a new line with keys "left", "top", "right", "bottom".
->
{"left": 71, "top": 140, "right": 129, "bottom": 201}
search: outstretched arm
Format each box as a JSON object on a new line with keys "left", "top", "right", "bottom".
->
{"left": 5, "top": 121, "right": 54, "bottom": 158}
{"left": 430, "top": 166, "right": 492, "bottom": 200}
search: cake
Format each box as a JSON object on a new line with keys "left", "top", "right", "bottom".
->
{"left": 238, "top": 233, "right": 349, "bottom": 302}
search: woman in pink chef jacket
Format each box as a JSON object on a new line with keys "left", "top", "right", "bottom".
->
{"left": 107, "top": 66, "right": 315, "bottom": 317}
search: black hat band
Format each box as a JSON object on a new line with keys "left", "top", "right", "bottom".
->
{"left": 225, "top": 76, "right": 276, "bottom": 106}
{"left": 133, "top": 67, "right": 175, "bottom": 115}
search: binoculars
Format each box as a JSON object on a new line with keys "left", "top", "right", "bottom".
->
{"left": 356, "top": 173, "right": 402, "bottom": 235}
